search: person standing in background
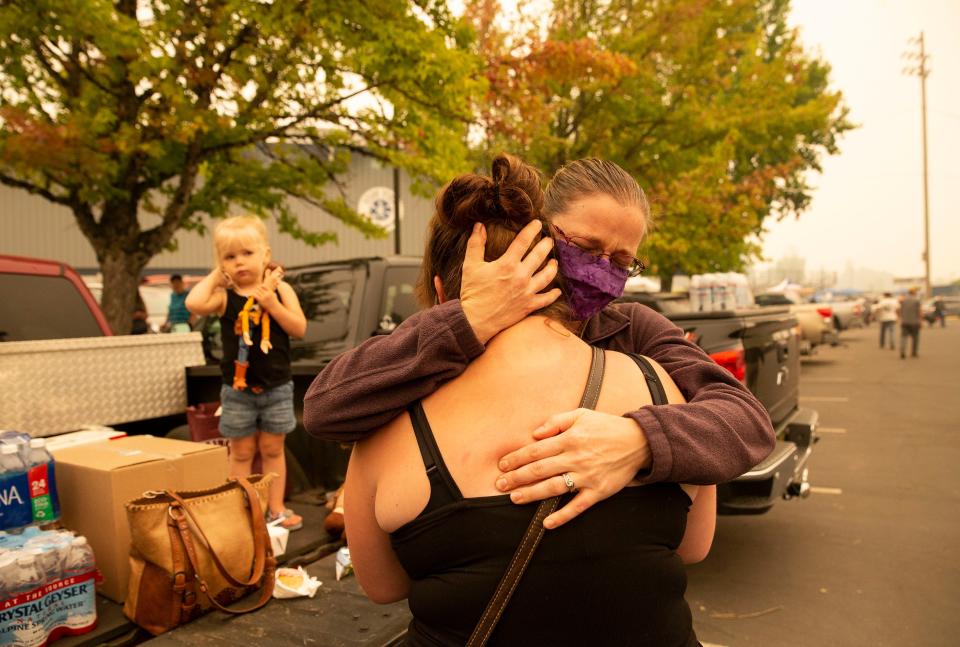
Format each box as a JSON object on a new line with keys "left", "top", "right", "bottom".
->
{"left": 932, "top": 297, "right": 946, "bottom": 328}
{"left": 899, "top": 287, "right": 922, "bottom": 359}
{"left": 876, "top": 292, "right": 899, "bottom": 350}
{"left": 163, "top": 274, "right": 194, "bottom": 333}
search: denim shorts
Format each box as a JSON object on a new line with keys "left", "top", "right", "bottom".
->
{"left": 219, "top": 381, "right": 296, "bottom": 438}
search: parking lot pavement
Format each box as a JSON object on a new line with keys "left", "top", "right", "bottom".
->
{"left": 687, "top": 321, "right": 960, "bottom": 647}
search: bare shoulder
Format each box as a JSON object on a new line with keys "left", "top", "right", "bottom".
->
{"left": 277, "top": 280, "right": 299, "bottom": 301}
{"left": 600, "top": 351, "right": 686, "bottom": 406}
{"left": 355, "top": 411, "right": 412, "bottom": 470}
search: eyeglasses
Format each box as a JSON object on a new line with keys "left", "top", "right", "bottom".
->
{"left": 551, "top": 224, "right": 647, "bottom": 277}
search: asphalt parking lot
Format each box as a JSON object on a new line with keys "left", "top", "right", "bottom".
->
{"left": 687, "top": 320, "right": 960, "bottom": 647}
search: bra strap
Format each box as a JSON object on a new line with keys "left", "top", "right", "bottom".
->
{"left": 408, "top": 401, "right": 463, "bottom": 503}
{"left": 628, "top": 354, "right": 668, "bottom": 406}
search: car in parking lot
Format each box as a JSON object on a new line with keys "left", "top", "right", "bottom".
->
{"left": 755, "top": 292, "right": 838, "bottom": 353}
{"left": 923, "top": 296, "right": 960, "bottom": 324}
{"left": 817, "top": 296, "right": 866, "bottom": 331}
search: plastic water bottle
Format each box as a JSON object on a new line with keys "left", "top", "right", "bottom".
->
{"left": 27, "top": 545, "right": 61, "bottom": 582}
{"left": 690, "top": 276, "right": 702, "bottom": 312}
{"left": 0, "top": 445, "right": 31, "bottom": 532}
{"left": 702, "top": 274, "right": 716, "bottom": 311}
{"left": 0, "top": 553, "right": 16, "bottom": 599}
{"left": 11, "top": 552, "right": 44, "bottom": 596}
{"left": 721, "top": 273, "right": 733, "bottom": 309}
{"left": 25, "top": 438, "right": 60, "bottom": 526}
{"left": 0, "top": 445, "right": 24, "bottom": 473}
{"left": 63, "top": 537, "right": 95, "bottom": 578}
{"left": 26, "top": 439, "right": 52, "bottom": 467}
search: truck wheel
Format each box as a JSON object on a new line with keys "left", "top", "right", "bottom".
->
{"left": 833, "top": 315, "right": 843, "bottom": 331}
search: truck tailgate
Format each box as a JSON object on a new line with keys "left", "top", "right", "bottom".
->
{"left": 740, "top": 309, "right": 800, "bottom": 428}
{"left": 0, "top": 333, "right": 205, "bottom": 436}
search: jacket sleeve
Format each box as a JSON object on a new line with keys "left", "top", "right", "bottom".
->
{"left": 619, "top": 306, "right": 776, "bottom": 485}
{"left": 302, "top": 299, "right": 485, "bottom": 442}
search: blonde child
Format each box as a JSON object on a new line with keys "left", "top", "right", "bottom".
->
{"left": 186, "top": 216, "right": 307, "bottom": 530}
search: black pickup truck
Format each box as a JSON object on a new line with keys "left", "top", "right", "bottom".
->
{"left": 617, "top": 291, "right": 817, "bottom": 514}
{"left": 187, "top": 257, "right": 816, "bottom": 515}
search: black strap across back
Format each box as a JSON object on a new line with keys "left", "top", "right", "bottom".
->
{"left": 406, "top": 349, "right": 668, "bottom": 510}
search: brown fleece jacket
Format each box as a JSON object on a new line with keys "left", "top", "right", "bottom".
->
{"left": 303, "top": 300, "right": 775, "bottom": 485}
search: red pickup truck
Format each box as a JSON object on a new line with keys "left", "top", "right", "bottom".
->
{"left": 0, "top": 254, "right": 111, "bottom": 342}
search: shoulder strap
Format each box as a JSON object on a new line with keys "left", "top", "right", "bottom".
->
{"left": 467, "top": 345, "right": 606, "bottom": 647}
{"left": 628, "top": 354, "right": 668, "bottom": 406}
{"left": 408, "top": 401, "right": 464, "bottom": 504}
{"left": 578, "top": 346, "right": 606, "bottom": 409}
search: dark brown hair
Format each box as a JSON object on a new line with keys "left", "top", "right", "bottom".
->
{"left": 417, "top": 153, "right": 555, "bottom": 309}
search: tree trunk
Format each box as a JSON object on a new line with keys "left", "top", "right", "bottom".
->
{"left": 99, "top": 248, "right": 148, "bottom": 335}
{"left": 660, "top": 273, "right": 673, "bottom": 293}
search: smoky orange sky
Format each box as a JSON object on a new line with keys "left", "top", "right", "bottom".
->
{"left": 760, "top": 0, "right": 959, "bottom": 284}
{"left": 462, "top": 0, "right": 960, "bottom": 285}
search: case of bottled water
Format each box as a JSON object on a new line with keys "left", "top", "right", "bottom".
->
{"left": 689, "top": 273, "right": 754, "bottom": 312}
{"left": 0, "top": 432, "right": 61, "bottom": 532}
{"left": 0, "top": 529, "right": 98, "bottom": 645}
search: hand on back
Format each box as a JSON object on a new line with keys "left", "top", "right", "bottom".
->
{"left": 495, "top": 408, "right": 651, "bottom": 529}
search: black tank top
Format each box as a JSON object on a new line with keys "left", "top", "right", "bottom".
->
{"left": 390, "top": 354, "right": 699, "bottom": 647}
{"left": 219, "top": 289, "right": 292, "bottom": 389}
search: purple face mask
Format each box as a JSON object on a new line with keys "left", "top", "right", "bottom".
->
{"left": 553, "top": 238, "right": 629, "bottom": 320}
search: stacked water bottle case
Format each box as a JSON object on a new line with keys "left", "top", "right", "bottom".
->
{"left": 0, "top": 432, "right": 99, "bottom": 646}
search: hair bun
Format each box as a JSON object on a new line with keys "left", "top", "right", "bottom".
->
{"left": 438, "top": 153, "right": 544, "bottom": 231}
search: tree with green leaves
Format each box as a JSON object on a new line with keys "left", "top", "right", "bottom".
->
{"left": 469, "top": 0, "right": 853, "bottom": 289}
{"left": 0, "top": 0, "right": 480, "bottom": 333}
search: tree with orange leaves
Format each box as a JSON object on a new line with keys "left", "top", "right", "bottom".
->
{"left": 467, "top": 0, "right": 853, "bottom": 289}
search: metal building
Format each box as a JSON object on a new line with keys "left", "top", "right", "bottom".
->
{"left": 1, "top": 152, "right": 437, "bottom": 274}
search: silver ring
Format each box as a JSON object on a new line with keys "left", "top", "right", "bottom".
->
{"left": 561, "top": 472, "right": 576, "bottom": 493}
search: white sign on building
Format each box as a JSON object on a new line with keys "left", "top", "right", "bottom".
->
{"left": 358, "top": 186, "right": 403, "bottom": 232}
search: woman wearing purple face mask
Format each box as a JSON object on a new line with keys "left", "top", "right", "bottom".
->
{"left": 343, "top": 153, "right": 715, "bottom": 646}
{"left": 305, "top": 156, "right": 774, "bottom": 532}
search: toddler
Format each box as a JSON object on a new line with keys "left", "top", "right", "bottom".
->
{"left": 186, "top": 216, "right": 307, "bottom": 530}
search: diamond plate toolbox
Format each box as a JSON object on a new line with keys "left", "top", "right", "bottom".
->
{"left": 0, "top": 333, "right": 205, "bottom": 436}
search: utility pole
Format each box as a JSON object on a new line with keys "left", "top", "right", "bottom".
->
{"left": 392, "top": 166, "right": 401, "bottom": 255}
{"left": 903, "top": 32, "right": 932, "bottom": 298}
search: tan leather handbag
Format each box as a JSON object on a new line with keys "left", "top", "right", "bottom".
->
{"left": 123, "top": 474, "right": 277, "bottom": 635}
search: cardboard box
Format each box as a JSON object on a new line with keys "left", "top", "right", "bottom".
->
{"left": 52, "top": 436, "right": 228, "bottom": 602}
